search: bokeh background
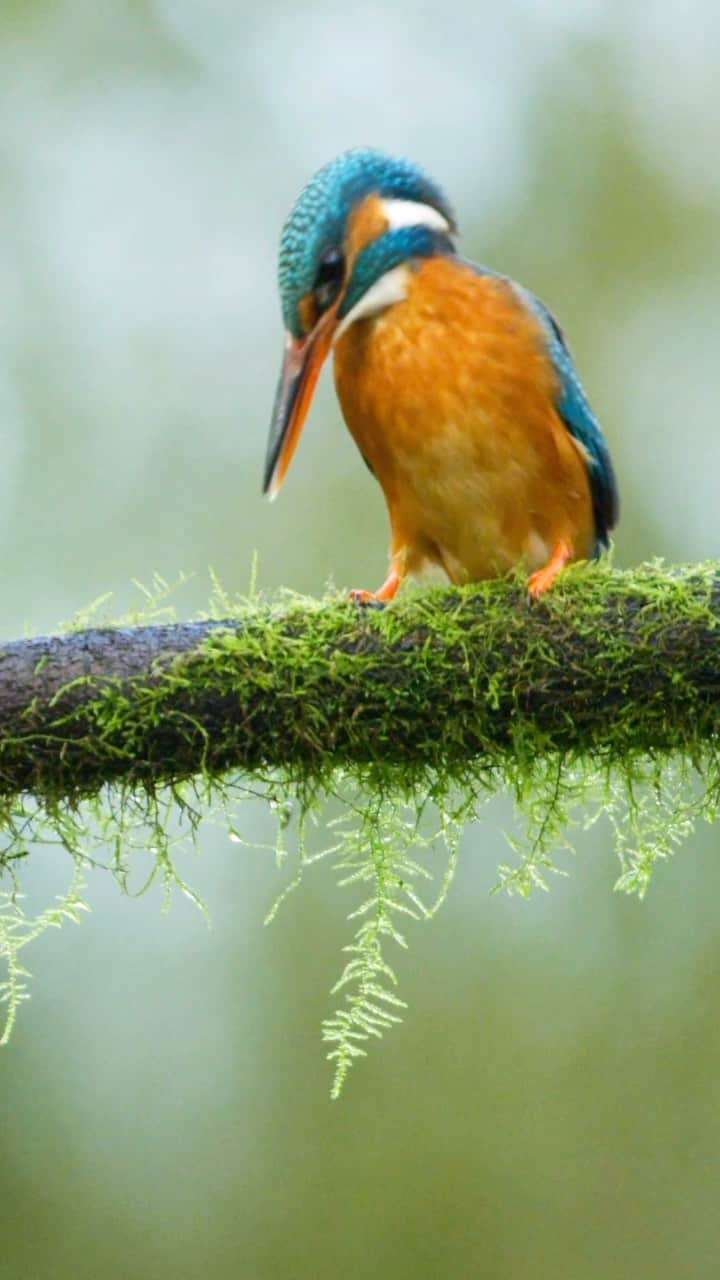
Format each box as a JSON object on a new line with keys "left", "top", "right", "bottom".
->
{"left": 2, "top": 2, "right": 720, "bottom": 1276}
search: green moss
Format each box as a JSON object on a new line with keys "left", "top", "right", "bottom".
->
{"left": 2, "top": 561, "right": 720, "bottom": 1094}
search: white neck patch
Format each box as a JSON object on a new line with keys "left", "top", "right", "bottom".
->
{"left": 381, "top": 197, "right": 451, "bottom": 234}
{"left": 333, "top": 265, "right": 409, "bottom": 342}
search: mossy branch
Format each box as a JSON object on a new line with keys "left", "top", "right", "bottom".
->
{"left": 1, "top": 561, "right": 719, "bottom": 803}
{"left": 3, "top": 561, "right": 720, "bottom": 1093}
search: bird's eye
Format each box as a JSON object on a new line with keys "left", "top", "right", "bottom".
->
{"left": 313, "top": 248, "right": 345, "bottom": 313}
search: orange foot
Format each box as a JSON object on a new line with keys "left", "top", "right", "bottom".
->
{"left": 527, "top": 541, "right": 573, "bottom": 600}
{"left": 349, "top": 569, "right": 401, "bottom": 606}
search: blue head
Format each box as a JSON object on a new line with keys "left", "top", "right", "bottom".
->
{"left": 278, "top": 147, "right": 456, "bottom": 339}
{"left": 264, "top": 148, "right": 457, "bottom": 496}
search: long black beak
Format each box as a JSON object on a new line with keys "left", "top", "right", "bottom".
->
{"left": 263, "top": 314, "right": 336, "bottom": 500}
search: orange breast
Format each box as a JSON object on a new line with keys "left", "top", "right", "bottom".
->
{"left": 332, "top": 257, "right": 594, "bottom": 582}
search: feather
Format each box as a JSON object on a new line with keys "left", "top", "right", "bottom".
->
{"left": 514, "top": 285, "right": 620, "bottom": 550}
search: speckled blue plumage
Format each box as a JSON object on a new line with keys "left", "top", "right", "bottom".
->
{"left": 278, "top": 148, "right": 455, "bottom": 336}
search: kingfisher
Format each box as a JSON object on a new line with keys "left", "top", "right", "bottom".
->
{"left": 264, "top": 148, "right": 618, "bottom": 601}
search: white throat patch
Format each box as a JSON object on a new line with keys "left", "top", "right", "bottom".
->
{"left": 333, "top": 265, "right": 409, "bottom": 342}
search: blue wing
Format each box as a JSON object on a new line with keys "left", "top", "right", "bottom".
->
{"left": 461, "top": 258, "right": 619, "bottom": 551}
{"left": 515, "top": 285, "right": 619, "bottom": 551}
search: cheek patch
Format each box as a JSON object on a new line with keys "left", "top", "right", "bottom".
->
{"left": 346, "top": 194, "right": 390, "bottom": 261}
{"left": 299, "top": 293, "right": 318, "bottom": 335}
{"left": 380, "top": 198, "right": 452, "bottom": 234}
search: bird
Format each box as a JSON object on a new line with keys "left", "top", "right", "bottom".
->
{"left": 263, "top": 147, "right": 618, "bottom": 602}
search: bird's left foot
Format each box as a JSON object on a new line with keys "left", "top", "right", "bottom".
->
{"left": 349, "top": 570, "right": 401, "bottom": 606}
{"left": 527, "top": 541, "right": 572, "bottom": 600}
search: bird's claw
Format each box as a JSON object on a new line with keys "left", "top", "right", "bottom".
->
{"left": 349, "top": 588, "right": 386, "bottom": 609}
{"left": 526, "top": 541, "right": 572, "bottom": 601}
{"left": 348, "top": 570, "right": 401, "bottom": 607}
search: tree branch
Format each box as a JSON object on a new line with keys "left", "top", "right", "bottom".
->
{"left": 1, "top": 564, "right": 719, "bottom": 802}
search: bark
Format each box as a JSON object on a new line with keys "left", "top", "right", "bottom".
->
{"left": 1, "top": 569, "right": 719, "bottom": 800}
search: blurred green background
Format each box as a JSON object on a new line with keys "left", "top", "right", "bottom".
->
{"left": 2, "top": 2, "right": 720, "bottom": 1276}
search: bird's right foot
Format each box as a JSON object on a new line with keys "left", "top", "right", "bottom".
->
{"left": 349, "top": 570, "right": 401, "bottom": 606}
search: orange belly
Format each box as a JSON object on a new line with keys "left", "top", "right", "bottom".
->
{"left": 333, "top": 257, "right": 594, "bottom": 583}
